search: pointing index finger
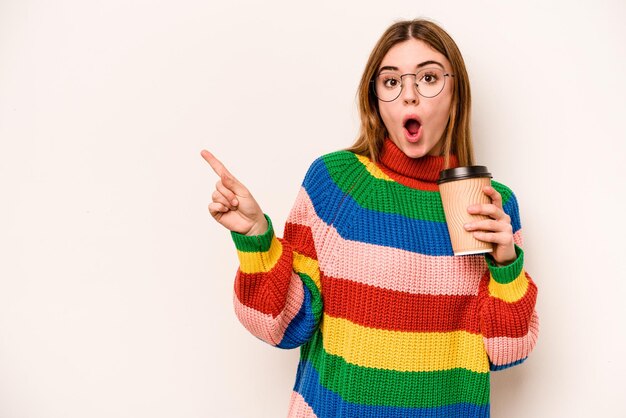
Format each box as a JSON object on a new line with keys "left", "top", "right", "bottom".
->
{"left": 201, "top": 149, "right": 249, "bottom": 196}
{"left": 201, "top": 149, "right": 233, "bottom": 178}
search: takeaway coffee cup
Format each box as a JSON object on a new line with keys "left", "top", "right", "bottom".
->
{"left": 437, "top": 166, "right": 493, "bottom": 256}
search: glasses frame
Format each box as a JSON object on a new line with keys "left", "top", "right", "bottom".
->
{"left": 370, "top": 69, "right": 455, "bottom": 102}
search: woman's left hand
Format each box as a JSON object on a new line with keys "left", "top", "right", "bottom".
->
{"left": 464, "top": 185, "right": 517, "bottom": 266}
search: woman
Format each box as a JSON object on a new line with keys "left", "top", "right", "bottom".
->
{"left": 202, "top": 18, "right": 539, "bottom": 418}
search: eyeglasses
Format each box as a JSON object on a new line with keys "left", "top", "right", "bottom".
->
{"left": 371, "top": 67, "right": 455, "bottom": 102}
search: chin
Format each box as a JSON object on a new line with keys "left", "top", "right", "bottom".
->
{"left": 392, "top": 135, "right": 434, "bottom": 159}
{"left": 399, "top": 143, "right": 428, "bottom": 159}
{"left": 408, "top": 151, "right": 429, "bottom": 159}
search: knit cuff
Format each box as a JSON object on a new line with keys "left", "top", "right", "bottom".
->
{"left": 485, "top": 244, "right": 524, "bottom": 284}
{"left": 230, "top": 214, "right": 274, "bottom": 252}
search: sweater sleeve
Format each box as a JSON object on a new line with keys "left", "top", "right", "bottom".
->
{"left": 478, "top": 183, "right": 539, "bottom": 371}
{"left": 229, "top": 158, "right": 326, "bottom": 349}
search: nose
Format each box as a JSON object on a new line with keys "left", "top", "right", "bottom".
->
{"left": 400, "top": 74, "right": 419, "bottom": 105}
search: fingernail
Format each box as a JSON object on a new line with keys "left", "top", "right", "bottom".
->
{"left": 231, "top": 198, "right": 238, "bottom": 206}
{"left": 464, "top": 223, "right": 472, "bottom": 230}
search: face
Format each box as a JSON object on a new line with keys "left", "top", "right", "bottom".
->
{"left": 376, "top": 38, "right": 454, "bottom": 159}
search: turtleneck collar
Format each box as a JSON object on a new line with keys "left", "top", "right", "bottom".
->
{"left": 376, "top": 137, "right": 459, "bottom": 189}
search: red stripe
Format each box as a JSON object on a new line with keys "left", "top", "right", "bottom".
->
{"left": 478, "top": 271, "right": 539, "bottom": 338}
{"left": 284, "top": 222, "right": 317, "bottom": 259}
{"left": 321, "top": 274, "right": 481, "bottom": 333}
{"left": 234, "top": 223, "right": 317, "bottom": 317}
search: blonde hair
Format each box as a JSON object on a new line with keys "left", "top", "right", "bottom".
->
{"left": 346, "top": 18, "right": 474, "bottom": 167}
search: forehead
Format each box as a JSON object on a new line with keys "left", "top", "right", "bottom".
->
{"left": 379, "top": 38, "right": 451, "bottom": 72}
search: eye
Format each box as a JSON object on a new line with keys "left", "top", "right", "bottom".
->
{"left": 385, "top": 78, "right": 398, "bottom": 87}
{"left": 379, "top": 73, "right": 401, "bottom": 89}
{"left": 419, "top": 70, "right": 441, "bottom": 84}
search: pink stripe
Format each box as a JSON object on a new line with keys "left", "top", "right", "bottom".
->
{"left": 288, "top": 391, "right": 317, "bottom": 417}
{"left": 483, "top": 310, "right": 539, "bottom": 365}
{"left": 233, "top": 273, "right": 305, "bottom": 346}
{"left": 294, "top": 188, "right": 524, "bottom": 296}
{"left": 514, "top": 228, "right": 523, "bottom": 247}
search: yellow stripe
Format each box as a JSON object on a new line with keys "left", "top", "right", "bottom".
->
{"left": 236, "top": 236, "right": 283, "bottom": 274}
{"left": 355, "top": 155, "right": 393, "bottom": 181}
{"left": 488, "top": 270, "right": 529, "bottom": 303}
{"left": 321, "top": 314, "right": 489, "bottom": 373}
{"left": 293, "top": 251, "right": 321, "bottom": 291}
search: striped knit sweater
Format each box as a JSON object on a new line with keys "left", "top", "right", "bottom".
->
{"left": 230, "top": 138, "right": 539, "bottom": 417}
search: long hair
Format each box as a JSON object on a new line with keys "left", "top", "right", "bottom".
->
{"left": 346, "top": 18, "right": 474, "bottom": 167}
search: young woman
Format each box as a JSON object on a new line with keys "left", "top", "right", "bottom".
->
{"left": 202, "top": 18, "right": 539, "bottom": 418}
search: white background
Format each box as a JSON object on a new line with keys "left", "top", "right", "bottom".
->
{"left": 1, "top": 1, "right": 625, "bottom": 417}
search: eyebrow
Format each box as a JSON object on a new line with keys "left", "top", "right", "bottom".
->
{"left": 378, "top": 60, "right": 445, "bottom": 73}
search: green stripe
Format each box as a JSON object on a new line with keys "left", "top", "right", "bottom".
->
{"left": 321, "top": 151, "right": 514, "bottom": 223}
{"left": 300, "top": 332, "right": 490, "bottom": 408}
{"left": 486, "top": 244, "right": 525, "bottom": 284}
{"left": 230, "top": 214, "right": 274, "bottom": 252}
{"left": 299, "top": 272, "right": 323, "bottom": 324}
{"left": 322, "top": 152, "right": 447, "bottom": 222}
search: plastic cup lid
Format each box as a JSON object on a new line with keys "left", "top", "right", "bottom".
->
{"left": 437, "top": 166, "right": 492, "bottom": 184}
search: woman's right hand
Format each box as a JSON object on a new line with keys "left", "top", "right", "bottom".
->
{"left": 201, "top": 150, "right": 268, "bottom": 236}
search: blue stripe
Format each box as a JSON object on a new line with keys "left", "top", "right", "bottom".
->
{"left": 490, "top": 357, "right": 526, "bottom": 371}
{"left": 302, "top": 159, "right": 522, "bottom": 256}
{"left": 502, "top": 195, "right": 521, "bottom": 233}
{"left": 294, "top": 359, "right": 490, "bottom": 417}
{"left": 277, "top": 279, "right": 316, "bottom": 349}
{"left": 305, "top": 162, "right": 454, "bottom": 255}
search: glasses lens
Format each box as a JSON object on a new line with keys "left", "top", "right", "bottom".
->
{"left": 416, "top": 68, "right": 446, "bottom": 98}
{"left": 374, "top": 72, "right": 402, "bottom": 102}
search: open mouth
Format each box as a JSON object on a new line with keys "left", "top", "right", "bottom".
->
{"left": 404, "top": 118, "right": 421, "bottom": 137}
